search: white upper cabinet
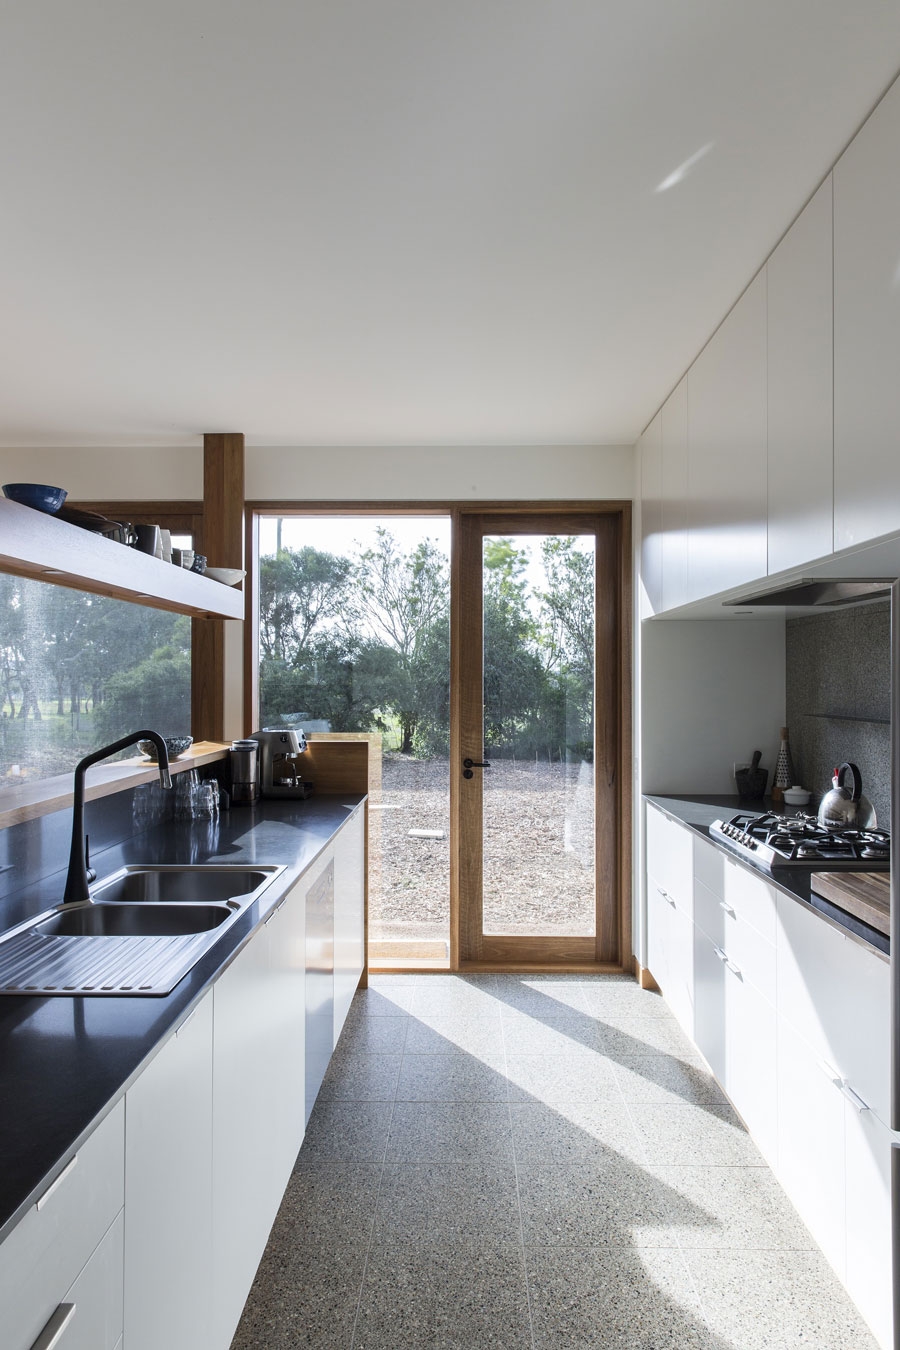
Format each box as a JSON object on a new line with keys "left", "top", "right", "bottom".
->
{"left": 834, "top": 76, "right": 900, "bottom": 550}
{"left": 639, "top": 412, "right": 663, "bottom": 616}
{"left": 687, "top": 271, "right": 768, "bottom": 600}
{"left": 660, "top": 376, "right": 689, "bottom": 611}
{"left": 767, "top": 176, "right": 834, "bottom": 573}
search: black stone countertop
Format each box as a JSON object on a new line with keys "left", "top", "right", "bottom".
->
{"left": 0, "top": 794, "right": 365, "bottom": 1245}
{"left": 644, "top": 793, "right": 889, "bottom": 960}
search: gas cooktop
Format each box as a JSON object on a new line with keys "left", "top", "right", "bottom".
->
{"left": 709, "top": 811, "right": 891, "bottom": 871}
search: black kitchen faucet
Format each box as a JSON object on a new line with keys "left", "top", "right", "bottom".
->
{"left": 63, "top": 731, "right": 173, "bottom": 905}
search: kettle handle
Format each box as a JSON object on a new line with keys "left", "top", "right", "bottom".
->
{"left": 837, "top": 762, "right": 862, "bottom": 802}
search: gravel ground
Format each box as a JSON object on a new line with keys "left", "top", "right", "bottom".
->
{"left": 369, "top": 754, "right": 595, "bottom": 949}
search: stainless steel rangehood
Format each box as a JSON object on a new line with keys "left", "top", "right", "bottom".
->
{"left": 724, "top": 577, "right": 894, "bottom": 608}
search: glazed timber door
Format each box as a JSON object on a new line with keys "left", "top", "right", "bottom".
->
{"left": 455, "top": 511, "right": 626, "bottom": 967}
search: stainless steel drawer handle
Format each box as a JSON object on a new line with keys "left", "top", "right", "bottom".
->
{"left": 719, "top": 900, "right": 736, "bottom": 917}
{"left": 36, "top": 1156, "right": 77, "bottom": 1211}
{"left": 30, "top": 1303, "right": 76, "bottom": 1350}
{"left": 713, "top": 945, "right": 741, "bottom": 977}
{"left": 816, "top": 1060, "right": 871, "bottom": 1112}
{"left": 657, "top": 888, "right": 676, "bottom": 908}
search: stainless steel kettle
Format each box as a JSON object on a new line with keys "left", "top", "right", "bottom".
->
{"left": 816, "top": 762, "right": 877, "bottom": 830}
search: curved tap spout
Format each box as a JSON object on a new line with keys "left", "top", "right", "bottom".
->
{"left": 63, "top": 731, "right": 173, "bottom": 905}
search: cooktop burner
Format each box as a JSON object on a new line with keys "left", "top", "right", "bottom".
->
{"left": 709, "top": 811, "right": 891, "bottom": 871}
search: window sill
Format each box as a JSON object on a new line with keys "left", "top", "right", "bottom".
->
{"left": 0, "top": 742, "right": 230, "bottom": 829}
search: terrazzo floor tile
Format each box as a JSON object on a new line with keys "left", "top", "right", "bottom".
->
{"left": 516, "top": 1161, "right": 693, "bottom": 1247}
{"left": 501, "top": 1007, "right": 604, "bottom": 1056}
{"left": 411, "top": 980, "right": 506, "bottom": 1017}
{"left": 351, "top": 985, "right": 416, "bottom": 1015}
{"left": 337, "top": 1012, "right": 410, "bottom": 1055}
{"left": 373, "top": 1163, "right": 522, "bottom": 1243}
{"left": 386, "top": 1101, "right": 514, "bottom": 1163}
{"left": 319, "top": 1052, "right": 403, "bottom": 1101}
{"left": 353, "top": 1240, "right": 532, "bottom": 1349}
{"left": 402, "top": 1014, "right": 506, "bottom": 1057}
{"left": 491, "top": 977, "right": 591, "bottom": 1014}
{"left": 509, "top": 1099, "right": 646, "bottom": 1166}
{"left": 298, "top": 1100, "right": 395, "bottom": 1163}
{"left": 581, "top": 979, "right": 673, "bottom": 1020}
{"left": 505, "top": 1049, "right": 616, "bottom": 1104}
{"left": 628, "top": 1103, "right": 765, "bottom": 1166}
{"left": 230, "top": 1238, "right": 369, "bottom": 1350}
{"left": 610, "top": 1053, "right": 729, "bottom": 1107}
{"left": 600, "top": 1015, "right": 700, "bottom": 1060}
{"left": 396, "top": 1052, "right": 509, "bottom": 1101}
{"left": 524, "top": 1245, "right": 717, "bottom": 1349}
{"left": 275, "top": 1162, "right": 384, "bottom": 1246}
{"left": 683, "top": 1248, "right": 881, "bottom": 1349}
{"left": 651, "top": 1165, "right": 816, "bottom": 1249}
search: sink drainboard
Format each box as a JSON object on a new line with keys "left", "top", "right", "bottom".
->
{"left": 0, "top": 931, "right": 216, "bottom": 996}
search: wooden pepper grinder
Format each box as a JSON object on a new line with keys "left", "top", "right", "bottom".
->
{"left": 772, "top": 726, "right": 795, "bottom": 805}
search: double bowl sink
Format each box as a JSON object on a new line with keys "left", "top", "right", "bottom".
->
{"left": 0, "top": 864, "right": 285, "bottom": 996}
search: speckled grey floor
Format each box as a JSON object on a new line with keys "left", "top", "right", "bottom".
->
{"left": 230, "top": 974, "right": 879, "bottom": 1349}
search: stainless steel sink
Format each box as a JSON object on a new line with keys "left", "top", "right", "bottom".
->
{"left": 0, "top": 863, "right": 286, "bottom": 996}
{"left": 34, "top": 902, "right": 233, "bottom": 938}
{"left": 91, "top": 866, "right": 273, "bottom": 905}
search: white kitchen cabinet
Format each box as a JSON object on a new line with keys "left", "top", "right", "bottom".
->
{"left": 124, "top": 993, "right": 213, "bottom": 1350}
{"left": 0, "top": 1101, "right": 124, "bottom": 1350}
{"left": 647, "top": 877, "right": 694, "bottom": 1037}
{"left": 834, "top": 75, "right": 900, "bottom": 550}
{"left": 687, "top": 271, "right": 768, "bottom": 600}
{"left": 692, "top": 923, "right": 726, "bottom": 1083}
{"left": 56, "top": 1211, "right": 124, "bottom": 1350}
{"left": 767, "top": 176, "right": 834, "bottom": 573}
{"left": 645, "top": 805, "right": 693, "bottom": 918}
{"left": 212, "top": 917, "right": 285, "bottom": 1349}
{"left": 639, "top": 413, "right": 663, "bottom": 616}
{"left": 844, "top": 1102, "right": 894, "bottom": 1348}
{"left": 264, "top": 876, "right": 307, "bottom": 1186}
{"left": 776, "top": 892, "right": 890, "bottom": 1125}
{"left": 333, "top": 805, "right": 365, "bottom": 1045}
{"left": 692, "top": 876, "right": 776, "bottom": 1006}
{"left": 776, "top": 1015, "right": 846, "bottom": 1278}
{"left": 660, "top": 376, "right": 689, "bottom": 612}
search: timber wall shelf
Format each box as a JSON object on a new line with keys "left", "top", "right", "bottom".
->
{"left": 0, "top": 498, "right": 244, "bottom": 619}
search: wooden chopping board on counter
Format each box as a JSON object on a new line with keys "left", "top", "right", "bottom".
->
{"left": 810, "top": 872, "right": 890, "bottom": 937}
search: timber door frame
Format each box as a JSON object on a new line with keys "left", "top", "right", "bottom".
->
{"left": 452, "top": 505, "right": 631, "bottom": 972}
{"left": 246, "top": 500, "right": 632, "bottom": 974}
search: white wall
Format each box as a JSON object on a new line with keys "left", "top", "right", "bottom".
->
{"left": 1, "top": 443, "right": 634, "bottom": 503}
{"left": 641, "top": 617, "right": 786, "bottom": 795}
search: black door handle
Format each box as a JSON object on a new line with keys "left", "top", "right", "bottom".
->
{"left": 463, "top": 758, "right": 491, "bottom": 779}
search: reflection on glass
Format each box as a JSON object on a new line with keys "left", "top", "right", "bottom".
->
{"left": 0, "top": 576, "right": 191, "bottom": 786}
{"left": 482, "top": 535, "right": 595, "bottom": 937}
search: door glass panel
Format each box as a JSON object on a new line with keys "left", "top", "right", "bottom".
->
{"left": 481, "top": 534, "right": 595, "bottom": 937}
{"left": 257, "top": 515, "right": 451, "bottom": 967}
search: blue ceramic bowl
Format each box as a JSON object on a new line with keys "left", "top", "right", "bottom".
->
{"left": 2, "top": 483, "right": 68, "bottom": 514}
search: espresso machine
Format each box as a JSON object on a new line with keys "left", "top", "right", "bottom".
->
{"left": 250, "top": 728, "right": 311, "bottom": 798}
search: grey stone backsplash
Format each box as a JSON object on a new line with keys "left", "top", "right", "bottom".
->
{"left": 785, "top": 600, "right": 890, "bottom": 827}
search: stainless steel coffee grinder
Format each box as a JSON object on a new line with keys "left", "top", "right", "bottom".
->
{"left": 229, "top": 739, "right": 260, "bottom": 805}
{"left": 250, "top": 728, "right": 311, "bottom": 798}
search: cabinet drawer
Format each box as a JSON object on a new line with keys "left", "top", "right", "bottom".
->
{"left": 0, "top": 1099, "right": 125, "bottom": 1350}
{"left": 646, "top": 806, "right": 693, "bottom": 916}
{"left": 694, "top": 846, "right": 777, "bottom": 943}
{"left": 693, "top": 878, "right": 775, "bottom": 1005}
{"left": 845, "top": 1103, "right": 895, "bottom": 1348}
{"left": 777, "top": 893, "right": 890, "bottom": 1124}
{"left": 54, "top": 1210, "right": 124, "bottom": 1350}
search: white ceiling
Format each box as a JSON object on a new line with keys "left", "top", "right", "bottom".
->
{"left": 1, "top": 2, "right": 899, "bottom": 450}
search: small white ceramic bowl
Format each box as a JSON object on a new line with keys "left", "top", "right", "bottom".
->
{"left": 204, "top": 567, "right": 245, "bottom": 586}
{"left": 783, "top": 786, "right": 811, "bottom": 806}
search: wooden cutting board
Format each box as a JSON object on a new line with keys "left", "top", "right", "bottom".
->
{"left": 810, "top": 871, "right": 890, "bottom": 936}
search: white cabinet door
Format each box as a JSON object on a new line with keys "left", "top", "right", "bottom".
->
{"left": 333, "top": 807, "right": 366, "bottom": 1046}
{"left": 692, "top": 925, "right": 726, "bottom": 1083}
{"left": 776, "top": 1016, "right": 846, "bottom": 1279}
{"left": 776, "top": 894, "right": 890, "bottom": 1125}
{"left": 723, "top": 965, "right": 777, "bottom": 1167}
{"left": 59, "top": 1211, "right": 124, "bottom": 1350}
{"left": 212, "top": 922, "right": 282, "bottom": 1350}
{"left": 687, "top": 271, "right": 767, "bottom": 599}
{"left": 660, "top": 377, "right": 689, "bottom": 612}
{"left": 264, "top": 879, "right": 307, "bottom": 1189}
{"left": 844, "top": 1103, "right": 895, "bottom": 1348}
{"left": 834, "top": 75, "right": 900, "bottom": 549}
{"left": 0, "top": 1101, "right": 124, "bottom": 1350}
{"left": 646, "top": 873, "right": 672, "bottom": 999}
{"left": 645, "top": 805, "right": 693, "bottom": 918}
{"left": 639, "top": 413, "right": 663, "bottom": 616}
{"left": 124, "top": 993, "right": 213, "bottom": 1350}
{"left": 767, "top": 176, "right": 834, "bottom": 573}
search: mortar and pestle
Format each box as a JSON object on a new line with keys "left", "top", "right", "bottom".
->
{"left": 735, "top": 750, "right": 768, "bottom": 801}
